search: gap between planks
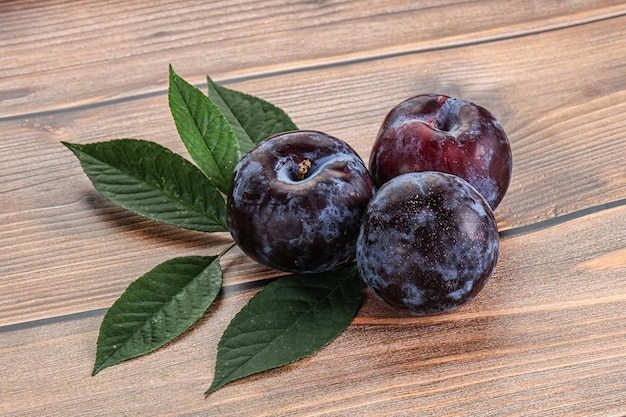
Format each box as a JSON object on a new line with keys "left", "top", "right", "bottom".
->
{"left": 1, "top": 5, "right": 625, "bottom": 123}
{"left": 1, "top": 197, "right": 624, "bottom": 335}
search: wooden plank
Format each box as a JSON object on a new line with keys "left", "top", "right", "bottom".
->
{"left": 1, "top": 205, "right": 624, "bottom": 416}
{"left": 3, "top": 1, "right": 625, "bottom": 415}
{"left": 1, "top": 15, "right": 625, "bottom": 326}
{"left": 1, "top": 1, "right": 625, "bottom": 117}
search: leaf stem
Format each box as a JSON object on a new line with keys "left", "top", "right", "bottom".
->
{"left": 218, "top": 242, "right": 237, "bottom": 257}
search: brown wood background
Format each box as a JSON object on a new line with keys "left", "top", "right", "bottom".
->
{"left": 1, "top": 1, "right": 625, "bottom": 415}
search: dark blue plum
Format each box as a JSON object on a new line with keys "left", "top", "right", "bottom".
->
{"left": 356, "top": 171, "right": 499, "bottom": 315}
{"left": 228, "top": 130, "right": 375, "bottom": 273}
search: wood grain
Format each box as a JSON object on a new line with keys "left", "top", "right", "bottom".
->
{"left": 1, "top": 0, "right": 625, "bottom": 415}
{"left": 1, "top": 206, "right": 624, "bottom": 416}
{"left": 1, "top": 1, "right": 625, "bottom": 117}
{"left": 1, "top": 14, "right": 624, "bottom": 326}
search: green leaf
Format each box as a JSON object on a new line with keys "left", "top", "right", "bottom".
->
{"left": 62, "top": 139, "right": 228, "bottom": 233}
{"left": 207, "top": 76, "right": 298, "bottom": 154}
{"left": 168, "top": 65, "right": 240, "bottom": 193}
{"left": 92, "top": 255, "right": 223, "bottom": 375}
{"left": 206, "top": 266, "right": 363, "bottom": 395}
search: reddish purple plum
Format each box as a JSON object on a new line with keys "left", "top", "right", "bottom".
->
{"left": 356, "top": 171, "right": 499, "bottom": 316}
{"left": 227, "top": 130, "right": 375, "bottom": 273}
{"left": 370, "top": 94, "right": 512, "bottom": 209}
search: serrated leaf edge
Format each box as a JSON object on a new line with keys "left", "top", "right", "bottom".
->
{"left": 168, "top": 65, "right": 240, "bottom": 194}
{"left": 62, "top": 139, "right": 229, "bottom": 232}
{"left": 206, "top": 76, "right": 256, "bottom": 154}
{"left": 92, "top": 255, "right": 223, "bottom": 375}
{"left": 206, "top": 268, "right": 362, "bottom": 395}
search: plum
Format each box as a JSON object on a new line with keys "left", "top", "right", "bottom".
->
{"left": 227, "top": 130, "right": 375, "bottom": 273}
{"left": 370, "top": 94, "right": 512, "bottom": 209}
{"left": 356, "top": 171, "right": 499, "bottom": 315}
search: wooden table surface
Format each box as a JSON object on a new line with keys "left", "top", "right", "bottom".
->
{"left": 1, "top": 1, "right": 625, "bottom": 416}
